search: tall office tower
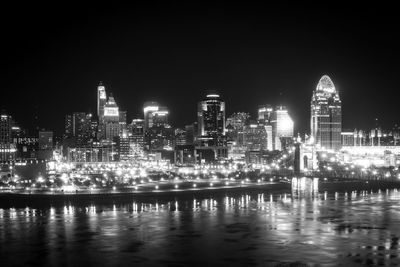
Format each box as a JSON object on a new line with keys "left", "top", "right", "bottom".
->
{"left": 64, "top": 114, "right": 73, "bottom": 138}
{"left": 96, "top": 82, "right": 107, "bottom": 140}
{"left": 310, "top": 75, "right": 342, "bottom": 151}
{"left": 0, "top": 112, "right": 13, "bottom": 144}
{"left": 196, "top": 92, "right": 227, "bottom": 161}
{"left": 226, "top": 112, "right": 250, "bottom": 147}
{"left": 197, "top": 92, "right": 225, "bottom": 137}
{"left": 71, "top": 112, "right": 93, "bottom": 145}
{"left": 115, "top": 129, "right": 130, "bottom": 161}
{"left": 265, "top": 125, "right": 273, "bottom": 151}
{"left": 129, "top": 119, "right": 145, "bottom": 158}
{"left": 97, "top": 81, "right": 107, "bottom": 120}
{"left": 143, "top": 101, "right": 159, "bottom": 131}
{"left": 258, "top": 104, "right": 274, "bottom": 124}
{"left": 271, "top": 105, "right": 294, "bottom": 150}
{"left": 103, "top": 94, "right": 120, "bottom": 140}
{"left": 119, "top": 110, "right": 127, "bottom": 134}
{"left": 143, "top": 102, "right": 169, "bottom": 131}
{"left": 243, "top": 122, "right": 269, "bottom": 151}
{"left": 0, "top": 111, "right": 16, "bottom": 161}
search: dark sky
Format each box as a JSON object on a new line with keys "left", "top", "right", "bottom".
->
{"left": 3, "top": 2, "right": 400, "bottom": 136}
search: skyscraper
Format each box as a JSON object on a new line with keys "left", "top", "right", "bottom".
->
{"left": 197, "top": 92, "right": 225, "bottom": 137}
{"left": 196, "top": 92, "right": 227, "bottom": 160}
{"left": 143, "top": 102, "right": 169, "bottom": 131}
{"left": 258, "top": 104, "right": 273, "bottom": 124}
{"left": 97, "top": 82, "right": 107, "bottom": 120}
{"left": 64, "top": 112, "right": 94, "bottom": 146}
{"left": 226, "top": 112, "right": 250, "bottom": 147}
{"left": 271, "top": 105, "right": 294, "bottom": 150}
{"left": 129, "top": 119, "right": 145, "bottom": 158}
{"left": 103, "top": 94, "right": 120, "bottom": 140}
{"left": 310, "top": 75, "right": 342, "bottom": 151}
{"left": 0, "top": 111, "right": 17, "bottom": 161}
{"left": 97, "top": 82, "right": 107, "bottom": 140}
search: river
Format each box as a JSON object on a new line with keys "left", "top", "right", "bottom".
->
{"left": 1, "top": 184, "right": 400, "bottom": 266}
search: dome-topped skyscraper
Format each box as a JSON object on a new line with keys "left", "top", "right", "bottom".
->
{"left": 310, "top": 75, "right": 342, "bottom": 151}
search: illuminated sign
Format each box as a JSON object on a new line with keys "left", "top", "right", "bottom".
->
{"left": 104, "top": 107, "right": 119, "bottom": 116}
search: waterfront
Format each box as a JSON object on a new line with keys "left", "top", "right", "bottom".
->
{"left": 1, "top": 183, "right": 400, "bottom": 266}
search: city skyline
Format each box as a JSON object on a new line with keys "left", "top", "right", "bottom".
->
{"left": 3, "top": 3, "right": 400, "bottom": 135}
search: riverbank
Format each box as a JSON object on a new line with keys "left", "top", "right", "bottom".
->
{"left": 1, "top": 179, "right": 400, "bottom": 208}
{"left": 0, "top": 182, "right": 291, "bottom": 208}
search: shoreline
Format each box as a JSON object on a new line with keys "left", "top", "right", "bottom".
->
{"left": 0, "top": 180, "right": 400, "bottom": 208}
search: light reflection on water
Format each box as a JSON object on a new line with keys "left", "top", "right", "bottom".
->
{"left": 1, "top": 189, "right": 400, "bottom": 266}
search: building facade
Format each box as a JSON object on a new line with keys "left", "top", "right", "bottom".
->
{"left": 196, "top": 92, "right": 227, "bottom": 161}
{"left": 310, "top": 75, "right": 342, "bottom": 151}
{"left": 271, "top": 105, "right": 294, "bottom": 150}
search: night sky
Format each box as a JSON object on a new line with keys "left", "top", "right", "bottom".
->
{"left": 3, "top": 2, "right": 400, "bottom": 136}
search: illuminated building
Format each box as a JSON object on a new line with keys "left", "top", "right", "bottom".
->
{"left": 143, "top": 102, "right": 172, "bottom": 156}
{"left": 119, "top": 110, "right": 127, "bottom": 133}
{"left": 67, "top": 142, "right": 115, "bottom": 162}
{"left": 128, "top": 119, "right": 145, "bottom": 158}
{"left": 174, "top": 145, "right": 195, "bottom": 165}
{"left": 175, "top": 128, "right": 187, "bottom": 146}
{"left": 174, "top": 126, "right": 196, "bottom": 164}
{"left": 258, "top": 104, "right": 273, "bottom": 124}
{"left": 0, "top": 112, "right": 16, "bottom": 161}
{"left": 197, "top": 92, "right": 225, "bottom": 137}
{"left": 115, "top": 129, "right": 130, "bottom": 161}
{"left": 226, "top": 112, "right": 250, "bottom": 147}
{"left": 340, "top": 146, "right": 400, "bottom": 167}
{"left": 341, "top": 131, "right": 355, "bottom": 146}
{"left": 103, "top": 94, "right": 120, "bottom": 140}
{"left": 311, "top": 75, "right": 342, "bottom": 151}
{"left": 145, "top": 126, "right": 174, "bottom": 151}
{"left": 143, "top": 102, "right": 169, "bottom": 131}
{"left": 13, "top": 137, "right": 38, "bottom": 160}
{"left": 196, "top": 92, "right": 227, "bottom": 161}
{"left": 0, "top": 112, "right": 12, "bottom": 144}
{"left": 97, "top": 81, "right": 107, "bottom": 121}
{"left": 265, "top": 125, "right": 273, "bottom": 151}
{"left": 243, "top": 122, "right": 269, "bottom": 151}
{"left": 271, "top": 105, "right": 294, "bottom": 150}
{"left": 64, "top": 113, "right": 94, "bottom": 146}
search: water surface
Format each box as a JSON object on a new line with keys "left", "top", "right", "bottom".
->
{"left": 1, "top": 187, "right": 400, "bottom": 266}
